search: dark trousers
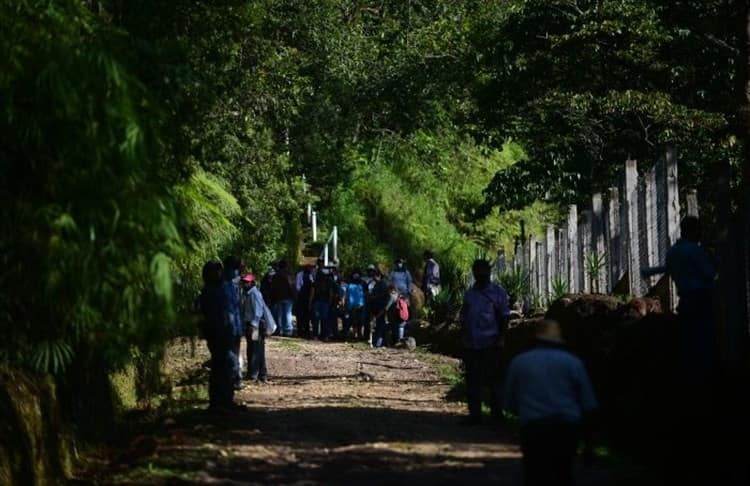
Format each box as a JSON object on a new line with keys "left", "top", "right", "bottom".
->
{"left": 343, "top": 307, "right": 366, "bottom": 337}
{"left": 246, "top": 326, "right": 267, "bottom": 380}
{"left": 463, "top": 346, "right": 502, "bottom": 419}
{"left": 520, "top": 420, "right": 579, "bottom": 486}
{"left": 207, "top": 337, "right": 234, "bottom": 408}
{"left": 296, "top": 302, "right": 311, "bottom": 338}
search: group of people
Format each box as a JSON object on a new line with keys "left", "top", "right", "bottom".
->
{"left": 197, "top": 251, "right": 442, "bottom": 411}
{"left": 258, "top": 250, "right": 442, "bottom": 346}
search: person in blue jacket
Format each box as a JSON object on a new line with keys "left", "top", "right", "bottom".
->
{"left": 223, "top": 256, "right": 244, "bottom": 390}
{"left": 388, "top": 258, "right": 413, "bottom": 301}
{"left": 199, "top": 260, "right": 235, "bottom": 411}
{"left": 343, "top": 271, "right": 367, "bottom": 339}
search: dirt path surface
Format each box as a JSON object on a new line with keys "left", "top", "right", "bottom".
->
{"left": 87, "top": 338, "right": 641, "bottom": 485}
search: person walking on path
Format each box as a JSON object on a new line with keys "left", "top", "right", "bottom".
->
{"left": 270, "top": 260, "right": 297, "bottom": 337}
{"left": 309, "top": 268, "right": 336, "bottom": 339}
{"left": 223, "top": 256, "right": 244, "bottom": 390}
{"left": 460, "top": 258, "right": 510, "bottom": 425}
{"left": 387, "top": 286, "right": 410, "bottom": 344}
{"left": 368, "top": 269, "right": 390, "bottom": 347}
{"left": 389, "top": 258, "right": 413, "bottom": 301}
{"left": 422, "top": 250, "right": 441, "bottom": 303}
{"left": 504, "top": 319, "right": 599, "bottom": 486}
{"left": 295, "top": 264, "right": 315, "bottom": 339}
{"left": 241, "top": 273, "right": 269, "bottom": 383}
{"left": 260, "top": 262, "right": 277, "bottom": 309}
{"left": 343, "top": 271, "right": 367, "bottom": 339}
{"left": 199, "top": 261, "right": 235, "bottom": 410}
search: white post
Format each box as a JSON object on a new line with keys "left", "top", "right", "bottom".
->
{"left": 312, "top": 211, "right": 318, "bottom": 242}
{"left": 333, "top": 226, "right": 338, "bottom": 265}
{"left": 686, "top": 189, "right": 699, "bottom": 217}
{"left": 665, "top": 146, "right": 681, "bottom": 309}
{"left": 592, "top": 193, "right": 607, "bottom": 293}
{"left": 323, "top": 243, "right": 329, "bottom": 267}
{"left": 546, "top": 225, "right": 556, "bottom": 299}
{"left": 645, "top": 166, "right": 660, "bottom": 287}
{"left": 607, "top": 188, "right": 622, "bottom": 291}
{"left": 307, "top": 203, "right": 312, "bottom": 224}
{"left": 529, "top": 235, "right": 537, "bottom": 300}
{"left": 567, "top": 205, "right": 579, "bottom": 293}
{"left": 625, "top": 159, "right": 642, "bottom": 297}
{"left": 536, "top": 241, "right": 543, "bottom": 303}
{"left": 665, "top": 147, "right": 681, "bottom": 246}
{"left": 580, "top": 211, "right": 592, "bottom": 293}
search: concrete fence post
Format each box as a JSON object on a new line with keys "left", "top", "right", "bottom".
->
{"left": 625, "top": 159, "right": 642, "bottom": 296}
{"left": 567, "top": 205, "right": 579, "bottom": 293}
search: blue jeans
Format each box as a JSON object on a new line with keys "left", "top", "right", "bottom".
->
{"left": 392, "top": 320, "right": 406, "bottom": 342}
{"left": 273, "top": 299, "right": 294, "bottom": 336}
{"left": 373, "top": 314, "right": 387, "bottom": 347}
{"left": 312, "top": 301, "right": 329, "bottom": 338}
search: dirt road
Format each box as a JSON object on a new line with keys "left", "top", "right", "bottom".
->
{"left": 87, "top": 338, "right": 642, "bottom": 485}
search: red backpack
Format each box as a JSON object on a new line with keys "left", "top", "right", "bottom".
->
{"left": 396, "top": 294, "right": 410, "bottom": 321}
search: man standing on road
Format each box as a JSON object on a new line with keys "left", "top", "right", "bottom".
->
{"left": 389, "top": 258, "right": 413, "bottom": 302}
{"left": 241, "top": 273, "right": 269, "bottom": 383}
{"left": 199, "top": 260, "right": 235, "bottom": 411}
{"left": 422, "top": 250, "right": 441, "bottom": 303}
{"left": 222, "top": 256, "right": 244, "bottom": 391}
{"left": 460, "top": 259, "right": 510, "bottom": 425}
{"left": 504, "top": 319, "right": 598, "bottom": 486}
{"left": 270, "top": 260, "right": 297, "bottom": 337}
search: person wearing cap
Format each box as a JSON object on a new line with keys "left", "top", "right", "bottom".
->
{"left": 388, "top": 258, "right": 413, "bottom": 302}
{"left": 422, "top": 250, "right": 441, "bottom": 303}
{"left": 241, "top": 273, "right": 269, "bottom": 383}
{"left": 199, "top": 260, "right": 235, "bottom": 410}
{"left": 460, "top": 258, "right": 510, "bottom": 425}
{"left": 504, "top": 320, "right": 598, "bottom": 486}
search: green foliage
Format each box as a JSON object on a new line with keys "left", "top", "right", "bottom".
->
{"left": 586, "top": 251, "right": 608, "bottom": 293}
{"left": 550, "top": 274, "right": 571, "bottom": 304}
{"left": 0, "top": 0, "right": 182, "bottom": 373}
{"left": 474, "top": 0, "right": 743, "bottom": 213}
{"left": 497, "top": 268, "right": 531, "bottom": 309}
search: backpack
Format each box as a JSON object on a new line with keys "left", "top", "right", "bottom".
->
{"left": 346, "top": 282, "right": 365, "bottom": 309}
{"left": 396, "top": 294, "right": 409, "bottom": 321}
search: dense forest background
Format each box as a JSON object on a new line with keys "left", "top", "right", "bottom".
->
{"left": 1, "top": 0, "right": 748, "bottom": 459}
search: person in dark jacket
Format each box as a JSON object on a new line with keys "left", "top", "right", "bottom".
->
{"left": 199, "top": 260, "right": 235, "bottom": 410}
{"left": 460, "top": 259, "right": 510, "bottom": 425}
{"left": 270, "top": 260, "right": 297, "bottom": 337}
{"left": 295, "top": 264, "right": 315, "bottom": 339}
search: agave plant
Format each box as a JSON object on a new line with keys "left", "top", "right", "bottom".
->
{"left": 497, "top": 268, "right": 530, "bottom": 309}
{"left": 586, "top": 251, "right": 608, "bottom": 293}
{"left": 549, "top": 274, "right": 570, "bottom": 304}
